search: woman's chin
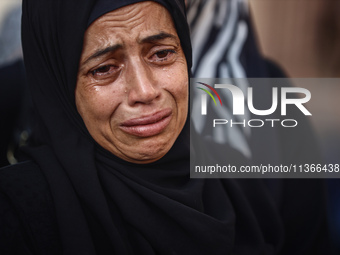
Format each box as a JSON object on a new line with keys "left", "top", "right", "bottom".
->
{"left": 108, "top": 138, "right": 173, "bottom": 164}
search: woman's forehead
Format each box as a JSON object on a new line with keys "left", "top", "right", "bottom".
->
{"left": 91, "top": 2, "right": 173, "bottom": 32}
{"left": 88, "top": 1, "right": 170, "bottom": 28}
{"left": 80, "top": 2, "right": 179, "bottom": 64}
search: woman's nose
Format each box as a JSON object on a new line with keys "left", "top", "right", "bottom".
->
{"left": 126, "top": 59, "right": 160, "bottom": 106}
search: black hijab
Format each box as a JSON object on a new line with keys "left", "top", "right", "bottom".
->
{"left": 21, "top": 0, "right": 328, "bottom": 254}
{"left": 21, "top": 0, "right": 234, "bottom": 254}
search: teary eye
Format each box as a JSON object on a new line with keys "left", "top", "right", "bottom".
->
{"left": 89, "top": 64, "right": 121, "bottom": 79}
{"left": 91, "top": 65, "right": 112, "bottom": 75}
{"left": 150, "top": 49, "right": 176, "bottom": 63}
{"left": 156, "top": 50, "right": 173, "bottom": 59}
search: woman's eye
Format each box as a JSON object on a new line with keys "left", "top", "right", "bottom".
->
{"left": 90, "top": 65, "right": 117, "bottom": 77}
{"left": 153, "top": 49, "right": 176, "bottom": 61}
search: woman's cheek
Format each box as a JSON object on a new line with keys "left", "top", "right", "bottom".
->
{"left": 91, "top": 87, "right": 122, "bottom": 120}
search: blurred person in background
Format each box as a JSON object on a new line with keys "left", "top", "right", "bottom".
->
{"left": 187, "top": 0, "right": 333, "bottom": 254}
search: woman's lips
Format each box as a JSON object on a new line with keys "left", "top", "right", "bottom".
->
{"left": 120, "top": 109, "right": 172, "bottom": 137}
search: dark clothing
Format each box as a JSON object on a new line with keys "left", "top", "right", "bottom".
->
{"left": 0, "top": 160, "right": 329, "bottom": 255}
{"left": 0, "top": 161, "right": 61, "bottom": 255}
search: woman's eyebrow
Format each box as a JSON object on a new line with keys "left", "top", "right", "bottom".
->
{"left": 83, "top": 44, "right": 123, "bottom": 65}
{"left": 139, "top": 32, "right": 179, "bottom": 45}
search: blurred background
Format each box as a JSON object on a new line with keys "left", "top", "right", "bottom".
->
{"left": 251, "top": 5, "right": 340, "bottom": 249}
{"left": 0, "top": 0, "right": 22, "bottom": 66}
{"left": 250, "top": 1, "right": 340, "bottom": 170}
{"left": 0, "top": 0, "right": 29, "bottom": 168}
{"left": 251, "top": 0, "right": 340, "bottom": 78}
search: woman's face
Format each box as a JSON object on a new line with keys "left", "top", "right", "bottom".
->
{"left": 76, "top": 1, "right": 188, "bottom": 164}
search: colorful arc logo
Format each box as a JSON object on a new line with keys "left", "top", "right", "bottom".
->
{"left": 196, "top": 82, "right": 223, "bottom": 106}
{"left": 196, "top": 82, "right": 223, "bottom": 115}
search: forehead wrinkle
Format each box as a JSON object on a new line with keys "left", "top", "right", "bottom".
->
{"left": 96, "top": 3, "right": 150, "bottom": 31}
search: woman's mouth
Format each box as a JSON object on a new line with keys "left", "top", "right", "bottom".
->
{"left": 120, "top": 109, "right": 172, "bottom": 137}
